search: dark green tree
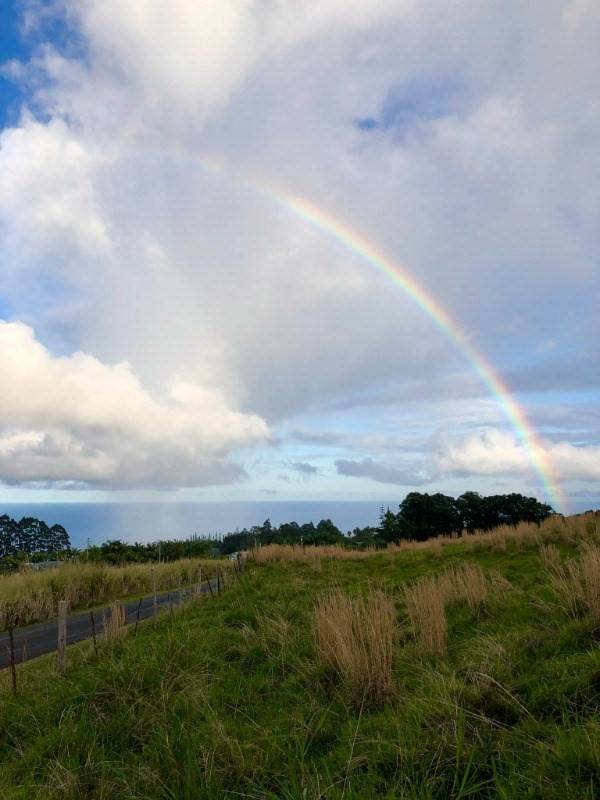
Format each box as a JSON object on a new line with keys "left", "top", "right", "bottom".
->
{"left": 0, "top": 515, "right": 16, "bottom": 557}
{"left": 396, "top": 492, "right": 462, "bottom": 541}
{"left": 377, "top": 506, "right": 402, "bottom": 543}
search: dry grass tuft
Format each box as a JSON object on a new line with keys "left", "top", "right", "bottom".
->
{"left": 314, "top": 589, "right": 395, "bottom": 707}
{"left": 437, "top": 564, "right": 489, "bottom": 610}
{"left": 539, "top": 543, "right": 561, "bottom": 569}
{"left": 579, "top": 543, "right": 600, "bottom": 621}
{"left": 453, "top": 564, "right": 488, "bottom": 610}
{"left": 546, "top": 560, "right": 581, "bottom": 618}
{"left": 404, "top": 576, "right": 446, "bottom": 655}
{"left": 546, "top": 543, "right": 600, "bottom": 622}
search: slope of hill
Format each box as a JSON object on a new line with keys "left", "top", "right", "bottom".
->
{"left": 1, "top": 515, "right": 599, "bottom": 799}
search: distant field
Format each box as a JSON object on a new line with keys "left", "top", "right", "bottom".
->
{"left": 1, "top": 514, "right": 599, "bottom": 798}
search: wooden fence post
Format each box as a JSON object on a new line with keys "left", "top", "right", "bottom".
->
{"left": 8, "top": 627, "right": 17, "bottom": 694}
{"left": 90, "top": 610, "right": 98, "bottom": 655}
{"left": 152, "top": 568, "right": 158, "bottom": 619}
{"left": 134, "top": 597, "right": 143, "bottom": 635}
{"left": 57, "top": 600, "right": 68, "bottom": 674}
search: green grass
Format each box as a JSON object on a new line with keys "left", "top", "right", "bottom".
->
{"left": 1, "top": 536, "right": 600, "bottom": 798}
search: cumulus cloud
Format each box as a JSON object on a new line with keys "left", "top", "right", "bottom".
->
{"left": 432, "top": 430, "right": 600, "bottom": 482}
{"left": 0, "top": 117, "right": 109, "bottom": 261}
{"left": 57, "top": 0, "right": 405, "bottom": 134}
{"left": 0, "top": 321, "right": 267, "bottom": 487}
{"left": 335, "top": 457, "right": 428, "bottom": 486}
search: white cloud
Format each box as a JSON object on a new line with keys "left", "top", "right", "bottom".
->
{"left": 0, "top": 117, "right": 109, "bottom": 261}
{"left": 38, "top": 0, "right": 408, "bottom": 142}
{"left": 0, "top": 321, "right": 267, "bottom": 487}
{"left": 432, "top": 429, "right": 600, "bottom": 482}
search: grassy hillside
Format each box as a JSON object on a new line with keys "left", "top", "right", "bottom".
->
{"left": 1, "top": 515, "right": 600, "bottom": 798}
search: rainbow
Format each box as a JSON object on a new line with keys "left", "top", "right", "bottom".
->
{"left": 196, "top": 157, "right": 565, "bottom": 509}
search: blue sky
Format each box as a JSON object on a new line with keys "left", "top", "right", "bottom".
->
{"left": 0, "top": 1, "right": 26, "bottom": 128}
{"left": 0, "top": 0, "right": 599, "bottom": 512}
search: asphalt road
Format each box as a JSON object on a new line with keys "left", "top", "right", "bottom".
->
{"left": 0, "top": 581, "right": 217, "bottom": 670}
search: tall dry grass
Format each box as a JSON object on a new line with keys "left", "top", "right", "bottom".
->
{"left": 403, "top": 564, "right": 491, "bottom": 656}
{"left": 250, "top": 543, "right": 378, "bottom": 563}
{"left": 546, "top": 559, "right": 581, "bottom": 618}
{"left": 244, "top": 513, "right": 600, "bottom": 565}
{"left": 313, "top": 589, "right": 395, "bottom": 707}
{"left": 0, "top": 558, "right": 228, "bottom": 629}
{"left": 444, "top": 564, "right": 488, "bottom": 610}
{"left": 404, "top": 576, "right": 447, "bottom": 655}
{"left": 539, "top": 543, "right": 561, "bottom": 569}
{"left": 545, "top": 542, "right": 600, "bottom": 622}
{"left": 580, "top": 543, "right": 600, "bottom": 621}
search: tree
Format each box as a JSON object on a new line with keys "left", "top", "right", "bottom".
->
{"left": 396, "top": 492, "right": 462, "bottom": 541}
{"left": 377, "top": 506, "right": 401, "bottom": 543}
{"left": 0, "top": 515, "right": 16, "bottom": 557}
{"left": 313, "top": 519, "right": 344, "bottom": 544}
{"left": 457, "top": 492, "right": 487, "bottom": 532}
{"left": 348, "top": 525, "right": 379, "bottom": 548}
{"left": 99, "top": 539, "right": 131, "bottom": 565}
{"left": 373, "top": 491, "right": 551, "bottom": 544}
{"left": 0, "top": 515, "right": 71, "bottom": 561}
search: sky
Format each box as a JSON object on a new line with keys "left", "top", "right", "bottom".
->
{"left": 0, "top": 0, "right": 598, "bottom": 513}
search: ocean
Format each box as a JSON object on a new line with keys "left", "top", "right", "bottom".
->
{"left": 0, "top": 502, "right": 389, "bottom": 549}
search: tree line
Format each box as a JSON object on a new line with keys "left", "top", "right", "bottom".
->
{"left": 84, "top": 535, "right": 216, "bottom": 565}
{"left": 0, "top": 492, "right": 554, "bottom": 568}
{"left": 220, "top": 491, "right": 554, "bottom": 552}
{"left": 0, "top": 515, "right": 71, "bottom": 561}
{"left": 80, "top": 523, "right": 344, "bottom": 563}
{"left": 376, "top": 491, "right": 553, "bottom": 543}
